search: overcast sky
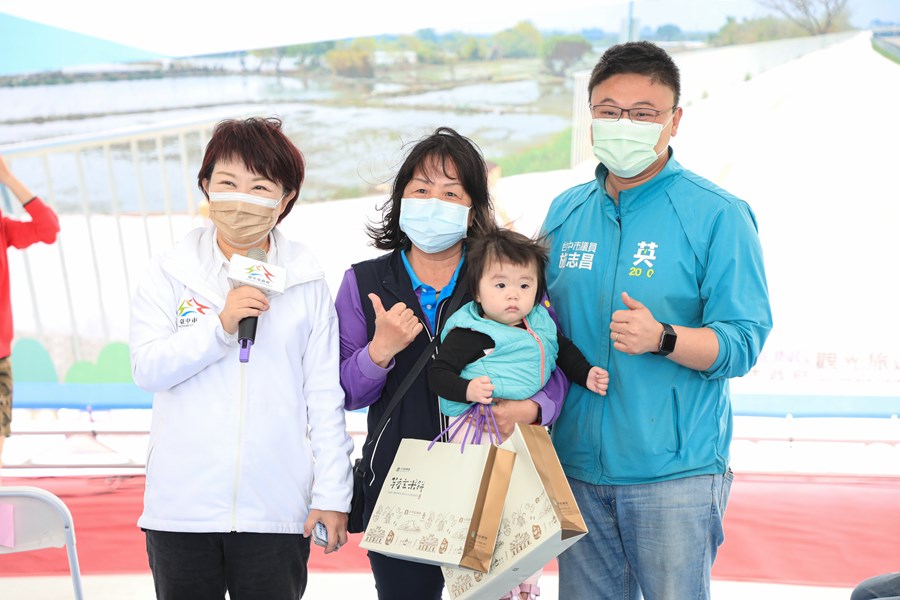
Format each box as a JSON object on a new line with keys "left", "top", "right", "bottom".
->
{"left": 0, "top": 0, "right": 897, "bottom": 57}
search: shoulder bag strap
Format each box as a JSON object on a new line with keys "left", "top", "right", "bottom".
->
{"left": 359, "top": 279, "right": 468, "bottom": 466}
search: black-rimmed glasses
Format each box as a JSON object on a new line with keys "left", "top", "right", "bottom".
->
{"left": 590, "top": 104, "right": 675, "bottom": 123}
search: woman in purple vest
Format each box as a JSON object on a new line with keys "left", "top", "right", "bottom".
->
{"left": 335, "top": 127, "right": 569, "bottom": 600}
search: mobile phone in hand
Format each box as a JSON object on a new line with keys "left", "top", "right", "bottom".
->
{"left": 313, "top": 522, "right": 328, "bottom": 547}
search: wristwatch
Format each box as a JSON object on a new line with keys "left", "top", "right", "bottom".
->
{"left": 653, "top": 322, "right": 677, "bottom": 356}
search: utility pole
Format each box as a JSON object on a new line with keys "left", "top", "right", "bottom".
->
{"left": 628, "top": 0, "right": 635, "bottom": 41}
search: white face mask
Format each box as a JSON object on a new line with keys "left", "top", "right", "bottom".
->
{"left": 591, "top": 116, "right": 671, "bottom": 178}
{"left": 399, "top": 197, "right": 470, "bottom": 254}
{"left": 208, "top": 191, "right": 283, "bottom": 248}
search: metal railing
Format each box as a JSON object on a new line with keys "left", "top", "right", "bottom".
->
{"left": 1, "top": 118, "right": 217, "bottom": 362}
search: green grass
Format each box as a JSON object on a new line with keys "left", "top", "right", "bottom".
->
{"left": 872, "top": 40, "right": 900, "bottom": 65}
{"left": 494, "top": 128, "right": 572, "bottom": 177}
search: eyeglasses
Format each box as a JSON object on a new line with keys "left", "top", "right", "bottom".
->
{"left": 589, "top": 104, "right": 675, "bottom": 123}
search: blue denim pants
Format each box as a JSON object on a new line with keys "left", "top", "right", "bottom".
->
{"left": 145, "top": 529, "right": 311, "bottom": 600}
{"left": 559, "top": 471, "right": 733, "bottom": 600}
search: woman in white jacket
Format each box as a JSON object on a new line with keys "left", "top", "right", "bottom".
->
{"left": 129, "top": 117, "right": 353, "bottom": 600}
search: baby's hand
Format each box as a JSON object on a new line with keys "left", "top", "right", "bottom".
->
{"left": 466, "top": 376, "right": 494, "bottom": 404}
{"left": 586, "top": 366, "right": 609, "bottom": 396}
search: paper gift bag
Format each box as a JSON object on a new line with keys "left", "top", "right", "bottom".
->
{"left": 442, "top": 423, "right": 588, "bottom": 599}
{"left": 360, "top": 437, "right": 516, "bottom": 572}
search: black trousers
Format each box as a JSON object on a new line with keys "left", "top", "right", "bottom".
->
{"left": 144, "top": 529, "right": 310, "bottom": 600}
{"left": 368, "top": 549, "right": 444, "bottom": 600}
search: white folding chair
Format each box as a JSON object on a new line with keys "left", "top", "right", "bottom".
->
{"left": 0, "top": 486, "right": 85, "bottom": 600}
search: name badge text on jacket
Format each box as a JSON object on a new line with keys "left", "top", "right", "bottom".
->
{"left": 558, "top": 240, "right": 598, "bottom": 270}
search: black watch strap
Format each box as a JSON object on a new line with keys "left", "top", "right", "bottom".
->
{"left": 653, "top": 322, "right": 677, "bottom": 356}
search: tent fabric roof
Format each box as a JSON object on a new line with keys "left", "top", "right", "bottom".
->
{"left": 0, "top": 13, "right": 164, "bottom": 77}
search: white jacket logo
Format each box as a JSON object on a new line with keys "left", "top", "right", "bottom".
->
{"left": 177, "top": 296, "right": 211, "bottom": 329}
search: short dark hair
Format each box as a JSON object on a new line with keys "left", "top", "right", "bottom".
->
{"left": 197, "top": 117, "right": 305, "bottom": 224}
{"left": 367, "top": 127, "right": 495, "bottom": 251}
{"left": 466, "top": 228, "right": 549, "bottom": 308}
{"left": 588, "top": 41, "right": 681, "bottom": 108}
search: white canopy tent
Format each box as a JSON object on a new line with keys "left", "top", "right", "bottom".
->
{"left": 2, "top": 0, "right": 778, "bottom": 59}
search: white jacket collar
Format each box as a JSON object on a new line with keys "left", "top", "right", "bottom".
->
{"left": 160, "top": 226, "right": 325, "bottom": 306}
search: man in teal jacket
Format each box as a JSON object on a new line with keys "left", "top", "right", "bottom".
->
{"left": 542, "top": 41, "right": 772, "bottom": 600}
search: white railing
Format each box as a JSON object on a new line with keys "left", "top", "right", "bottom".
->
{"left": 1, "top": 119, "right": 217, "bottom": 363}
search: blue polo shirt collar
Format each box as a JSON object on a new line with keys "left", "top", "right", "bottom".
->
{"left": 401, "top": 248, "right": 465, "bottom": 333}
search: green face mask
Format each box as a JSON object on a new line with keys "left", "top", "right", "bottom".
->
{"left": 591, "top": 117, "right": 671, "bottom": 178}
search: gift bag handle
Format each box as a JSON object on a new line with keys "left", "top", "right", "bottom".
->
{"left": 431, "top": 404, "right": 502, "bottom": 452}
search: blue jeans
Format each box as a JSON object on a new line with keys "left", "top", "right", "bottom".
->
{"left": 145, "top": 529, "right": 310, "bottom": 600}
{"left": 559, "top": 471, "right": 733, "bottom": 600}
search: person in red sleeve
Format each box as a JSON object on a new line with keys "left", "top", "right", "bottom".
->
{"left": 0, "top": 155, "right": 60, "bottom": 469}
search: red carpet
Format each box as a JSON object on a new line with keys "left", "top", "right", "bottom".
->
{"left": 713, "top": 473, "right": 900, "bottom": 587}
{"left": 1, "top": 473, "right": 897, "bottom": 587}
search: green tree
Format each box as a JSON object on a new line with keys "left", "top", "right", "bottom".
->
{"left": 655, "top": 24, "right": 683, "bottom": 41}
{"left": 711, "top": 15, "right": 807, "bottom": 45}
{"left": 455, "top": 35, "right": 490, "bottom": 61}
{"left": 414, "top": 28, "right": 440, "bottom": 44}
{"left": 399, "top": 34, "right": 444, "bottom": 64}
{"left": 249, "top": 46, "right": 286, "bottom": 74}
{"left": 492, "top": 21, "right": 542, "bottom": 58}
{"left": 325, "top": 38, "right": 375, "bottom": 77}
{"left": 756, "top": 0, "right": 851, "bottom": 35}
{"left": 542, "top": 35, "right": 592, "bottom": 75}
{"left": 283, "top": 40, "right": 336, "bottom": 71}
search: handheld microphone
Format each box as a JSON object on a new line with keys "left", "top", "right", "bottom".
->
{"left": 227, "top": 247, "right": 286, "bottom": 362}
{"left": 237, "top": 247, "right": 268, "bottom": 363}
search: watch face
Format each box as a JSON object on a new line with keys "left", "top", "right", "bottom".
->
{"left": 660, "top": 332, "right": 677, "bottom": 353}
{"left": 657, "top": 322, "right": 677, "bottom": 355}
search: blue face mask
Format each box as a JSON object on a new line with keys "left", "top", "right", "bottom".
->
{"left": 399, "top": 197, "right": 471, "bottom": 254}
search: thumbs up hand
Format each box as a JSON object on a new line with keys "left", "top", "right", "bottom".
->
{"left": 367, "top": 293, "right": 424, "bottom": 367}
{"left": 610, "top": 291, "right": 663, "bottom": 355}
{"left": 368, "top": 293, "right": 387, "bottom": 317}
{"left": 620, "top": 291, "right": 646, "bottom": 312}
